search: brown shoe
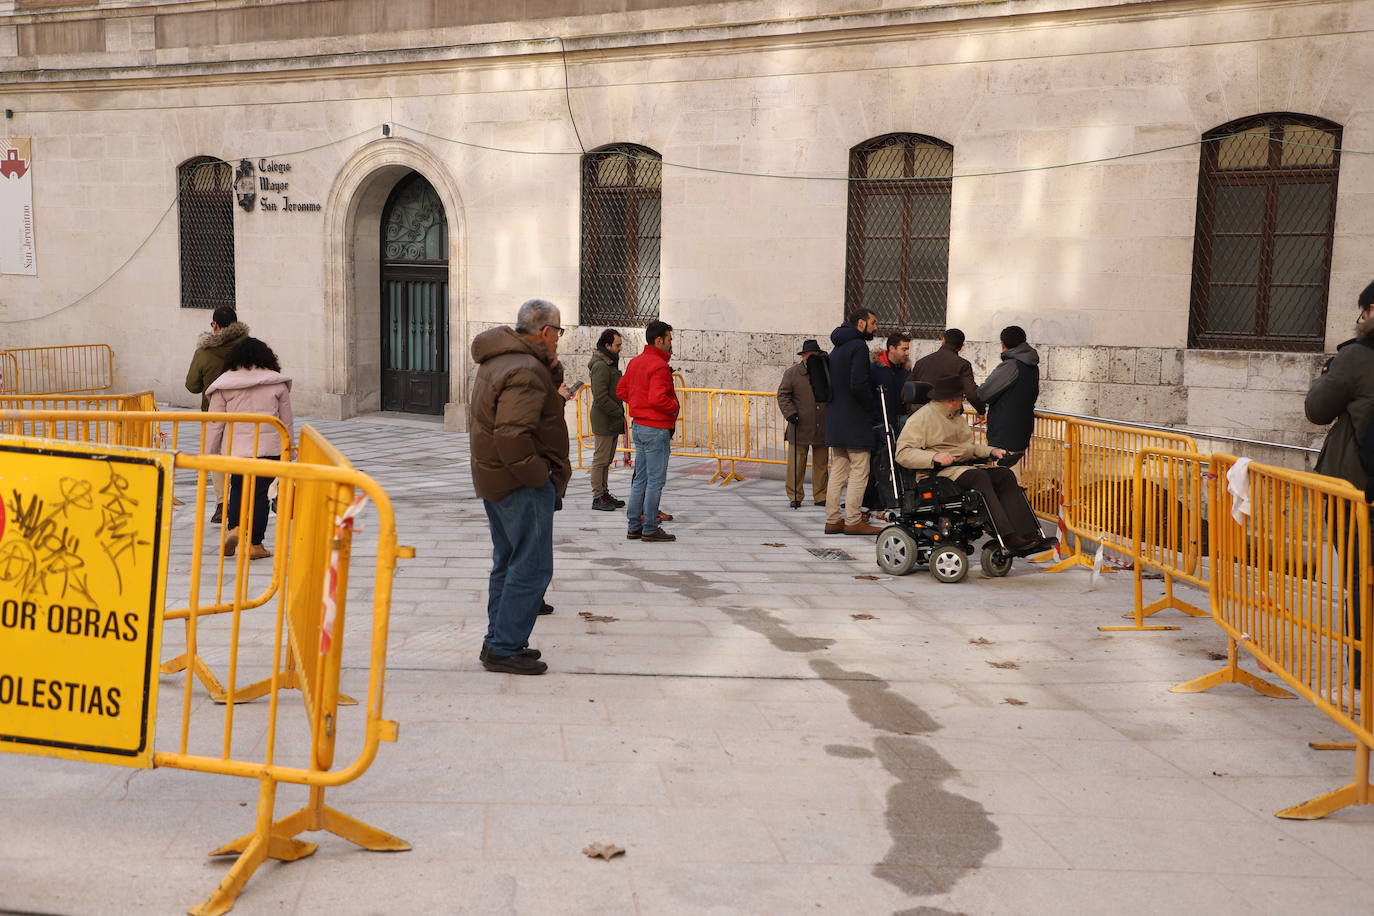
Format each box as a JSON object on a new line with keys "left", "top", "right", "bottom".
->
{"left": 222, "top": 527, "right": 240, "bottom": 557}
{"left": 824, "top": 522, "right": 845, "bottom": 535}
{"left": 844, "top": 521, "right": 884, "bottom": 536}
{"left": 641, "top": 528, "right": 676, "bottom": 542}
{"left": 248, "top": 544, "right": 271, "bottom": 561}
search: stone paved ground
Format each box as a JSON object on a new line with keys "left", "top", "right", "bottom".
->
{"left": 4, "top": 414, "right": 1374, "bottom": 915}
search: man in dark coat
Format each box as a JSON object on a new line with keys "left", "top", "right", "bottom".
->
{"left": 910, "top": 328, "right": 985, "bottom": 414}
{"left": 824, "top": 309, "right": 883, "bottom": 536}
{"left": 185, "top": 305, "right": 249, "bottom": 522}
{"left": 1306, "top": 280, "right": 1374, "bottom": 495}
{"left": 871, "top": 332, "right": 912, "bottom": 426}
{"left": 977, "top": 325, "right": 1040, "bottom": 477}
{"left": 587, "top": 328, "right": 626, "bottom": 511}
{"left": 777, "top": 339, "right": 829, "bottom": 508}
{"left": 468, "top": 298, "right": 571, "bottom": 675}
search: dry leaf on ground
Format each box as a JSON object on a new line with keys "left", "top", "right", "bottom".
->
{"left": 1003, "top": 697, "right": 1028, "bottom": 706}
{"left": 582, "top": 842, "right": 626, "bottom": 860}
{"left": 851, "top": 614, "right": 877, "bottom": 621}
{"left": 761, "top": 542, "right": 786, "bottom": 547}
{"left": 853, "top": 574, "right": 881, "bottom": 581}
{"left": 579, "top": 612, "right": 619, "bottom": 623}
{"left": 968, "top": 637, "right": 991, "bottom": 646}
{"left": 987, "top": 660, "right": 1020, "bottom": 670}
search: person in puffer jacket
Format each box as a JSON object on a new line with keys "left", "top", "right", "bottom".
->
{"left": 205, "top": 337, "right": 294, "bottom": 561}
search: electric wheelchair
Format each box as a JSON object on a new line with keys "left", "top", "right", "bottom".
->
{"left": 867, "top": 382, "right": 1048, "bottom": 583}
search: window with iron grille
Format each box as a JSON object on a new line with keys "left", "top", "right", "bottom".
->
{"left": 579, "top": 143, "right": 661, "bottom": 327}
{"left": 845, "top": 133, "right": 953, "bottom": 336}
{"left": 177, "top": 156, "right": 235, "bottom": 310}
{"left": 1188, "top": 114, "right": 1341, "bottom": 351}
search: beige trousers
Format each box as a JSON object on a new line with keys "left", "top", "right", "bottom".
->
{"left": 786, "top": 443, "right": 829, "bottom": 503}
{"left": 825, "top": 448, "right": 870, "bottom": 526}
{"left": 590, "top": 434, "right": 618, "bottom": 497}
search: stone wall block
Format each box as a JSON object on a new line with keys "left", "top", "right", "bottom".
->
{"left": 1097, "top": 382, "right": 1186, "bottom": 426}
{"left": 1160, "top": 350, "right": 1184, "bottom": 386}
{"left": 1042, "top": 345, "right": 1081, "bottom": 382}
{"left": 1108, "top": 349, "right": 1136, "bottom": 384}
{"left": 1039, "top": 380, "right": 1102, "bottom": 417}
{"left": 1134, "top": 348, "right": 1163, "bottom": 386}
{"left": 1246, "top": 351, "right": 1323, "bottom": 393}
{"left": 1187, "top": 386, "right": 1274, "bottom": 429}
{"left": 1079, "top": 347, "right": 1111, "bottom": 384}
{"left": 1183, "top": 351, "right": 1249, "bottom": 389}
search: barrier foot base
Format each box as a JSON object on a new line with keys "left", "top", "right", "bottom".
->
{"left": 161, "top": 653, "right": 228, "bottom": 703}
{"left": 317, "top": 804, "right": 412, "bottom": 852}
{"left": 191, "top": 834, "right": 269, "bottom": 916}
{"left": 1042, "top": 554, "right": 1092, "bottom": 574}
{"left": 1138, "top": 595, "right": 1209, "bottom": 620}
{"left": 1099, "top": 623, "right": 1180, "bottom": 632}
{"left": 1170, "top": 665, "right": 1294, "bottom": 698}
{"left": 1311, "top": 741, "right": 1358, "bottom": 752}
{"left": 218, "top": 668, "right": 358, "bottom": 706}
{"left": 1276, "top": 781, "right": 1374, "bottom": 820}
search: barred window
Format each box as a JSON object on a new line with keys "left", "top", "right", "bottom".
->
{"left": 1188, "top": 114, "right": 1341, "bottom": 351}
{"left": 845, "top": 133, "right": 953, "bottom": 336}
{"left": 178, "top": 156, "right": 235, "bottom": 310}
{"left": 579, "top": 143, "right": 661, "bottom": 327}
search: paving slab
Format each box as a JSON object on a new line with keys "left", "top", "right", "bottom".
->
{"left": 3, "top": 414, "right": 1374, "bottom": 915}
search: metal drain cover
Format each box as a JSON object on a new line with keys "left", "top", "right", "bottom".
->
{"left": 806, "top": 547, "right": 856, "bottom": 561}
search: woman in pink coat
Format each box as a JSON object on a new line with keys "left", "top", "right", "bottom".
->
{"left": 205, "top": 337, "right": 294, "bottom": 560}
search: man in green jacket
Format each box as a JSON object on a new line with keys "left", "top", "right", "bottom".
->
{"left": 587, "top": 328, "right": 627, "bottom": 511}
{"left": 185, "top": 306, "right": 249, "bottom": 520}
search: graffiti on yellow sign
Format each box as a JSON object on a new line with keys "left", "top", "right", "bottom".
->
{"left": 0, "top": 436, "right": 172, "bottom": 768}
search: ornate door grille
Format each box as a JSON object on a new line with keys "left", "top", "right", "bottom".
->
{"left": 579, "top": 144, "right": 662, "bottom": 327}
{"left": 380, "top": 171, "right": 449, "bottom": 415}
{"left": 1188, "top": 114, "right": 1342, "bottom": 351}
{"left": 845, "top": 134, "right": 953, "bottom": 336}
{"left": 178, "top": 157, "right": 236, "bottom": 310}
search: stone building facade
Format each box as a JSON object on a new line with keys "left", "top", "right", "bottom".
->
{"left": 0, "top": 0, "right": 1369, "bottom": 446}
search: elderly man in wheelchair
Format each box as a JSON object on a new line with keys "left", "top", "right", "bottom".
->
{"left": 872, "top": 374, "right": 1054, "bottom": 581}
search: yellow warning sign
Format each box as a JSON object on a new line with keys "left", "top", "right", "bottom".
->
{"left": 0, "top": 436, "right": 172, "bottom": 767}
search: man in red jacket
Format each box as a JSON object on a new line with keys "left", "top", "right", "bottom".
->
{"left": 617, "top": 320, "right": 679, "bottom": 542}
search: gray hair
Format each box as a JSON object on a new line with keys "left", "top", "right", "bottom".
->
{"left": 515, "top": 298, "right": 560, "bottom": 335}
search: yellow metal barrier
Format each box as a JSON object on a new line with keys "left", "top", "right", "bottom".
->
{"left": 1042, "top": 416, "right": 1199, "bottom": 574}
{"left": 0, "top": 425, "right": 411, "bottom": 914}
{"left": 1172, "top": 454, "right": 1374, "bottom": 819}
{"left": 0, "top": 349, "right": 16, "bottom": 392}
{"left": 0, "top": 343, "right": 115, "bottom": 394}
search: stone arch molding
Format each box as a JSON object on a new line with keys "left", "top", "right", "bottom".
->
{"left": 323, "top": 137, "right": 466, "bottom": 426}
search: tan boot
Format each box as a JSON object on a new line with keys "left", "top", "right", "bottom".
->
{"left": 222, "top": 527, "right": 240, "bottom": 557}
{"left": 248, "top": 544, "right": 271, "bottom": 561}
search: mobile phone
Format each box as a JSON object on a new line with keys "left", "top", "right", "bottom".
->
{"left": 567, "top": 380, "right": 587, "bottom": 397}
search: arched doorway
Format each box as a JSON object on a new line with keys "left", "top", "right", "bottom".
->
{"left": 380, "top": 171, "right": 449, "bottom": 415}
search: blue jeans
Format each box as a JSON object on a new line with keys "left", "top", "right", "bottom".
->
{"left": 627, "top": 424, "right": 672, "bottom": 534}
{"left": 482, "top": 481, "right": 555, "bottom": 655}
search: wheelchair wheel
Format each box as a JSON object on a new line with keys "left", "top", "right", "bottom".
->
{"left": 930, "top": 546, "right": 969, "bottom": 583}
{"left": 875, "top": 526, "right": 919, "bottom": 576}
{"left": 980, "top": 543, "right": 1013, "bottom": 578}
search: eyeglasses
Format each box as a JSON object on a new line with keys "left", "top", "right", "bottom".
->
{"left": 544, "top": 325, "right": 565, "bottom": 338}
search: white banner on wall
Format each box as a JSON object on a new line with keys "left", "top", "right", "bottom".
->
{"left": 0, "top": 138, "right": 37, "bottom": 275}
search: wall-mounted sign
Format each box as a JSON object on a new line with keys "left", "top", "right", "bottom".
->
{"left": 0, "top": 138, "right": 36, "bottom": 275}
{"left": 0, "top": 437, "right": 173, "bottom": 768}
{"left": 246, "top": 158, "right": 321, "bottom": 214}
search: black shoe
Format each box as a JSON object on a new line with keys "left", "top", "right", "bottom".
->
{"left": 480, "top": 644, "right": 542, "bottom": 661}
{"left": 481, "top": 652, "right": 548, "bottom": 674}
{"left": 539, "top": 601, "right": 554, "bottom": 616}
{"left": 641, "top": 528, "right": 676, "bottom": 542}
{"left": 210, "top": 503, "right": 223, "bottom": 524}
{"left": 592, "top": 495, "right": 619, "bottom": 511}
{"left": 627, "top": 529, "right": 642, "bottom": 540}
{"left": 813, "top": 499, "right": 826, "bottom": 507}
{"left": 605, "top": 493, "right": 627, "bottom": 508}
{"left": 789, "top": 500, "right": 801, "bottom": 509}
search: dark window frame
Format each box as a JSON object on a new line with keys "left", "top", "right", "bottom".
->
{"left": 579, "top": 143, "right": 662, "bottom": 328}
{"left": 1188, "top": 113, "right": 1342, "bottom": 352}
{"left": 177, "top": 156, "right": 235, "bottom": 311}
{"left": 844, "top": 133, "right": 954, "bottom": 338}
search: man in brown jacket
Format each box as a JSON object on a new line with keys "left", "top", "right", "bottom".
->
{"left": 468, "top": 298, "right": 571, "bottom": 675}
{"left": 184, "top": 305, "right": 249, "bottom": 522}
{"left": 777, "top": 339, "right": 829, "bottom": 508}
{"left": 909, "top": 328, "right": 985, "bottom": 415}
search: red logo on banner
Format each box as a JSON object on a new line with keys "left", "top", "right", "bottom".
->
{"left": 0, "top": 491, "right": 6, "bottom": 542}
{"left": 0, "top": 149, "right": 26, "bottom": 179}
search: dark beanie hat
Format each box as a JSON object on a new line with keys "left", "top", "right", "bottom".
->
{"left": 929, "top": 375, "right": 965, "bottom": 402}
{"left": 1360, "top": 280, "right": 1374, "bottom": 311}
